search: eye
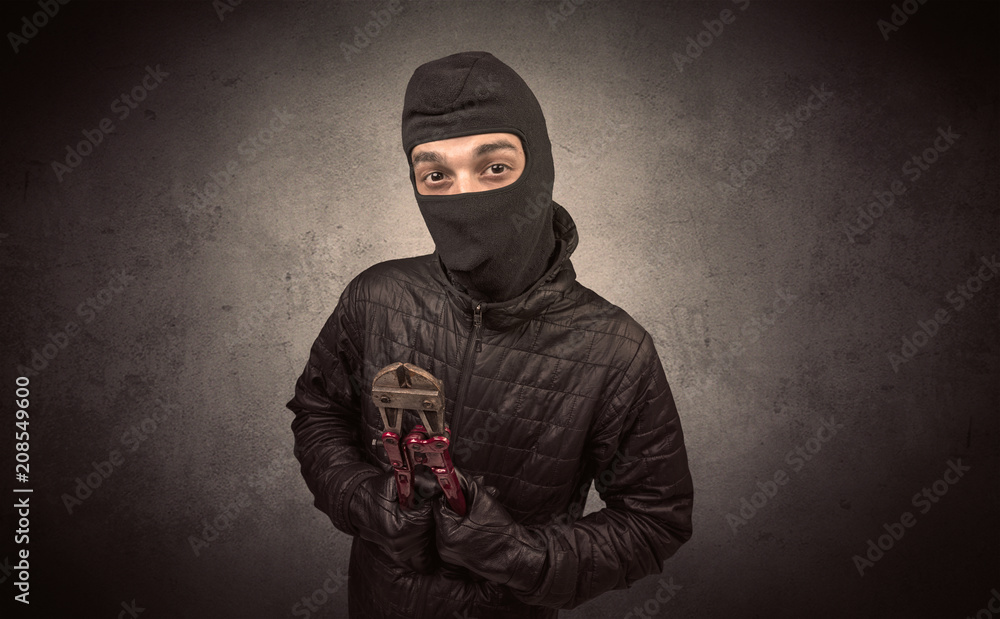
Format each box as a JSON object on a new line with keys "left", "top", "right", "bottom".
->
{"left": 487, "top": 164, "right": 509, "bottom": 175}
{"left": 425, "top": 171, "right": 445, "bottom": 183}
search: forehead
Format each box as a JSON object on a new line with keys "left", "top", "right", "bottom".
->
{"left": 411, "top": 132, "right": 523, "bottom": 159}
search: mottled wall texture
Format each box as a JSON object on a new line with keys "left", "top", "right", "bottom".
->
{"left": 1, "top": 0, "right": 997, "bottom": 617}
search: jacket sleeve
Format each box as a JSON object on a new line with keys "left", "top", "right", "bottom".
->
{"left": 287, "top": 280, "right": 383, "bottom": 536}
{"left": 514, "top": 331, "right": 694, "bottom": 609}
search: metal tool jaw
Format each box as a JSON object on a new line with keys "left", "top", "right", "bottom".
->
{"left": 371, "top": 362, "right": 466, "bottom": 515}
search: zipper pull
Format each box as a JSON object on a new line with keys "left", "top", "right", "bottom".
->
{"left": 473, "top": 303, "right": 483, "bottom": 352}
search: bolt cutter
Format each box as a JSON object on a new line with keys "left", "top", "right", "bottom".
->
{"left": 371, "top": 362, "right": 467, "bottom": 516}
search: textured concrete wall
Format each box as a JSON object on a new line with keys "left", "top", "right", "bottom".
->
{"left": 1, "top": 1, "right": 997, "bottom": 617}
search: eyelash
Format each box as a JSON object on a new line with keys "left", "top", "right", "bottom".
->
{"left": 423, "top": 164, "right": 511, "bottom": 184}
{"left": 487, "top": 164, "right": 509, "bottom": 175}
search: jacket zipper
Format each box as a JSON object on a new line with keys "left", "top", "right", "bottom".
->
{"left": 450, "top": 302, "right": 483, "bottom": 446}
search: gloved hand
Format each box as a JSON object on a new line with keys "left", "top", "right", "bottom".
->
{"left": 412, "top": 464, "right": 444, "bottom": 507}
{"left": 348, "top": 469, "right": 441, "bottom": 573}
{"left": 433, "top": 470, "right": 548, "bottom": 593}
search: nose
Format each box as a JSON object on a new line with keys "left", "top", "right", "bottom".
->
{"left": 449, "top": 173, "right": 476, "bottom": 195}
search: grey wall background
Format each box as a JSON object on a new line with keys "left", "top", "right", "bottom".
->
{"left": 1, "top": 1, "right": 997, "bottom": 617}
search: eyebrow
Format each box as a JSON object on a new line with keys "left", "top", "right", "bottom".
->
{"left": 411, "top": 150, "right": 442, "bottom": 165}
{"left": 473, "top": 139, "right": 519, "bottom": 157}
{"left": 411, "top": 139, "right": 519, "bottom": 165}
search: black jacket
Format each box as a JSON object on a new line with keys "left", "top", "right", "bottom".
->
{"left": 288, "top": 204, "right": 693, "bottom": 618}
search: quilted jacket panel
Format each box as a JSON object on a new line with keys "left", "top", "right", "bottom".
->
{"left": 288, "top": 204, "right": 693, "bottom": 617}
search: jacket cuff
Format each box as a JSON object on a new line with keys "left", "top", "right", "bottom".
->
{"left": 509, "top": 531, "right": 579, "bottom": 606}
{"left": 334, "top": 465, "right": 383, "bottom": 536}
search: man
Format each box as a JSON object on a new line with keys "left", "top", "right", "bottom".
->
{"left": 287, "top": 51, "right": 693, "bottom": 618}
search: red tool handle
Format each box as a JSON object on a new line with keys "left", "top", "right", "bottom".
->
{"left": 381, "top": 430, "right": 414, "bottom": 510}
{"left": 404, "top": 426, "right": 467, "bottom": 516}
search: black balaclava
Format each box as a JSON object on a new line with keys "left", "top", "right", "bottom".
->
{"left": 402, "top": 51, "right": 557, "bottom": 304}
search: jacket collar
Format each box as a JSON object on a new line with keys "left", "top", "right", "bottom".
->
{"left": 429, "top": 202, "right": 580, "bottom": 327}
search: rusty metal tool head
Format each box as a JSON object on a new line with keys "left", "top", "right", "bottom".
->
{"left": 371, "top": 362, "right": 446, "bottom": 437}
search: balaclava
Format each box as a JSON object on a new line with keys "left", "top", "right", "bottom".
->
{"left": 402, "top": 52, "right": 557, "bottom": 303}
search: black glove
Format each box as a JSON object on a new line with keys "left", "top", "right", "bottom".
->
{"left": 348, "top": 470, "right": 440, "bottom": 573}
{"left": 412, "top": 464, "right": 444, "bottom": 507}
{"left": 433, "top": 470, "right": 547, "bottom": 593}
